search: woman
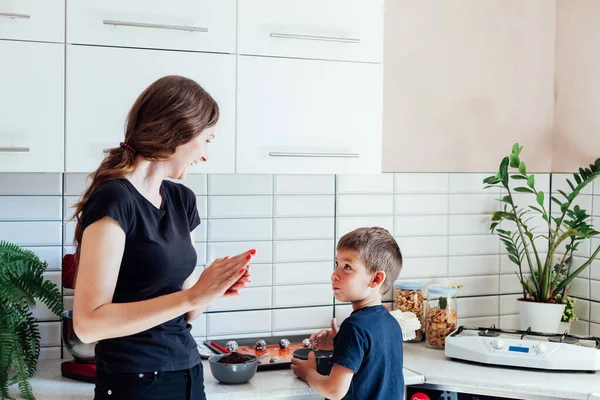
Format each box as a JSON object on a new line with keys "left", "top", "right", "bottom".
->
{"left": 72, "top": 75, "right": 253, "bottom": 400}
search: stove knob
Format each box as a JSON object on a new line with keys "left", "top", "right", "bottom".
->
{"left": 534, "top": 342, "right": 547, "bottom": 354}
{"left": 491, "top": 337, "right": 504, "bottom": 349}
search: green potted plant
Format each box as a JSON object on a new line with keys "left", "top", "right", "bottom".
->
{"left": 483, "top": 143, "right": 600, "bottom": 333}
{"left": 0, "top": 241, "right": 63, "bottom": 400}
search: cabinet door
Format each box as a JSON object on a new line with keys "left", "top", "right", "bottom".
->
{"left": 0, "top": 0, "right": 64, "bottom": 43}
{"left": 66, "top": 45, "right": 235, "bottom": 173}
{"left": 238, "top": 0, "right": 384, "bottom": 63}
{"left": 236, "top": 56, "right": 382, "bottom": 174}
{"left": 0, "top": 41, "right": 64, "bottom": 172}
{"left": 67, "top": 0, "right": 236, "bottom": 53}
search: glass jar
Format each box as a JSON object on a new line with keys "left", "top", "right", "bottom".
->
{"left": 425, "top": 285, "right": 458, "bottom": 349}
{"left": 394, "top": 281, "right": 424, "bottom": 342}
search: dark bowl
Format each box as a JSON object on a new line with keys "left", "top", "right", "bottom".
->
{"left": 61, "top": 310, "right": 96, "bottom": 363}
{"left": 292, "top": 348, "right": 334, "bottom": 375}
{"left": 208, "top": 354, "right": 259, "bottom": 384}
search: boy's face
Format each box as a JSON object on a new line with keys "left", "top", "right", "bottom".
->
{"left": 331, "top": 249, "right": 384, "bottom": 304}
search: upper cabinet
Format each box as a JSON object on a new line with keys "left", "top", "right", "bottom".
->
{"left": 66, "top": 45, "right": 236, "bottom": 174}
{"left": 0, "top": 41, "right": 64, "bottom": 172}
{"left": 238, "top": 0, "right": 384, "bottom": 63}
{"left": 67, "top": 0, "right": 236, "bottom": 53}
{"left": 1, "top": 0, "right": 385, "bottom": 174}
{"left": 0, "top": 0, "right": 65, "bottom": 43}
{"left": 236, "top": 56, "right": 382, "bottom": 174}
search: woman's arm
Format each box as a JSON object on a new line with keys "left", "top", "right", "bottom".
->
{"left": 73, "top": 217, "right": 251, "bottom": 344}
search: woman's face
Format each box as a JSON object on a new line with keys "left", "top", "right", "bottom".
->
{"left": 169, "top": 126, "right": 215, "bottom": 180}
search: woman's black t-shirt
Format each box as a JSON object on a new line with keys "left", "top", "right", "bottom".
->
{"left": 80, "top": 178, "right": 201, "bottom": 373}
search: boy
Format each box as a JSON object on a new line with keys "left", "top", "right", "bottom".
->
{"left": 291, "top": 227, "right": 404, "bottom": 400}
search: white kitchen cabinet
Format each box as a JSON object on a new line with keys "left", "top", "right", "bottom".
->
{"left": 238, "top": 0, "right": 384, "bottom": 63}
{"left": 0, "top": 41, "right": 64, "bottom": 172}
{"left": 66, "top": 0, "right": 236, "bottom": 54}
{"left": 236, "top": 56, "right": 382, "bottom": 174}
{"left": 65, "top": 45, "right": 236, "bottom": 173}
{"left": 0, "top": 0, "right": 64, "bottom": 43}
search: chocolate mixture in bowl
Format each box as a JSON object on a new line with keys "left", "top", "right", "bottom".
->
{"left": 217, "top": 352, "right": 254, "bottom": 364}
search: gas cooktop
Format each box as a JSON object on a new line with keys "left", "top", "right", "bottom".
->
{"left": 445, "top": 325, "right": 600, "bottom": 373}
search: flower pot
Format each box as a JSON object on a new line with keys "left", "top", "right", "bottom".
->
{"left": 517, "top": 299, "right": 564, "bottom": 333}
{"left": 557, "top": 321, "right": 571, "bottom": 334}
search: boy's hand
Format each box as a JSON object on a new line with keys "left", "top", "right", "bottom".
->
{"left": 310, "top": 318, "right": 338, "bottom": 351}
{"left": 290, "top": 351, "right": 316, "bottom": 382}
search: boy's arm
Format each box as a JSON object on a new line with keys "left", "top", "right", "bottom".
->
{"left": 304, "top": 364, "right": 354, "bottom": 400}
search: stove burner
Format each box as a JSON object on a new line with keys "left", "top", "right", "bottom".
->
{"left": 478, "top": 329, "right": 500, "bottom": 337}
{"left": 548, "top": 336, "right": 579, "bottom": 345}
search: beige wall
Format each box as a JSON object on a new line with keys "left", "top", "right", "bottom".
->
{"left": 382, "top": 0, "right": 555, "bottom": 172}
{"left": 553, "top": 0, "right": 600, "bottom": 172}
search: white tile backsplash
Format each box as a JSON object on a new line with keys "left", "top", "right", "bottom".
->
{"left": 208, "top": 174, "right": 272, "bottom": 195}
{"left": 274, "top": 175, "right": 334, "bottom": 195}
{"left": 272, "top": 306, "right": 333, "bottom": 331}
{"left": 273, "top": 240, "right": 334, "bottom": 263}
{"left": 274, "top": 195, "right": 334, "bottom": 217}
{"left": 449, "top": 173, "right": 499, "bottom": 194}
{"left": 0, "top": 173, "right": 62, "bottom": 195}
{"left": 208, "top": 218, "right": 272, "bottom": 242}
{"left": 6, "top": 171, "right": 600, "bottom": 359}
{"left": 395, "top": 215, "right": 448, "bottom": 236}
{"left": 396, "top": 236, "right": 448, "bottom": 258}
{"left": 337, "top": 216, "right": 394, "bottom": 238}
{"left": 394, "top": 173, "right": 449, "bottom": 194}
{"left": 208, "top": 310, "right": 271, "bottom": 336}
{"left": 336, "top": 174, "right": 394, "bottom": 194}
{"left": 208, "top": 196, "right": 272, "bottom": 218}
{"left": 336, "top": 194, "right": 393, "bottom": 216}
{"left": 394, "top": 194, "right": 448, "bottom": 215}
{"left": 0, "top": 196, "right": 61, "bottom": 221}
{"left": 0, "top": 221, "right": 61, "bottom": 246}
{"left": 449, "top": 255, "right": 499, "bottom": 277}
{"left": 449, "top": 194, "right": 501, "bottom": 215}
{"left": 273, "top": 262, "right": 332, "bottom": 285}
{"left": 274, "top": 217, "right": 334, "bottom": 240}
{"left": 273, "top": 284, "right": 332, "bottom": 308}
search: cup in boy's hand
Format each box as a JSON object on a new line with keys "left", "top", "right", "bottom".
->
{"left": 310, "top": 318, "right": 338, "bottom": 351}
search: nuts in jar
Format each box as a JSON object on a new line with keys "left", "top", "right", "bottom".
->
{"left": 424, "top": 285, "right": 458, "bottom": 349}
{"left": 394, "top": 281, "right": 424, "bottom": 342}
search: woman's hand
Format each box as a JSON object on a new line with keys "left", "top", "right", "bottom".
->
{"left": 310, "top": 318, "right": 338, "bottom": 351}
{"left": 188, "top": 249, "right": 255, "bottom": 306}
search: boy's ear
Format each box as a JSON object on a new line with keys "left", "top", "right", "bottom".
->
{"left": 369, "top": 270, "right": 386, "bottom": 288}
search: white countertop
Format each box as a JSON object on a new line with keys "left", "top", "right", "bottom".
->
{"left": 10, "top": 359, "right": 424, "bottom": 400}
{"left": 17, "top": 343, "right": 600, "bottom": 400}
{"left": 403, "top": 343, "right": 600, "bottom": 400}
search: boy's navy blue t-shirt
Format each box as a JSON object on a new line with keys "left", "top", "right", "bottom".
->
{"left": 330, "top": 305, "right": 404, "bottom": 400}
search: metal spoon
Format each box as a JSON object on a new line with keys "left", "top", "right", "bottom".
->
{"left": 241, "top": 353, "right": 269, "bottom": 364}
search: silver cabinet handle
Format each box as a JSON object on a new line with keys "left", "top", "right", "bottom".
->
{"left": 270, "top": 33, "right": 360, "bottom": 44}
{"left": 103, "top": 20, "right": 208, "bottom": 33}
{"left": 0, "top": 147, "right": 30, "bottom": 153}
{"left": 0, "top": 12, "right": 30, "bottom": 19}
{"left": 269, "top": 152, "right": 359, "bottom": 159}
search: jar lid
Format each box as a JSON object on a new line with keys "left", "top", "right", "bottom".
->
{"left": 427, "top": 285, "right": 458, "bottom": 295}
{"left": 394, "top": 281, "right": 423, "bottom": 290}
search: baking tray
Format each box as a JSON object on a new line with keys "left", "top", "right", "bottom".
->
{"left": 204, "top": 334, "right": 311, "bottom": 371}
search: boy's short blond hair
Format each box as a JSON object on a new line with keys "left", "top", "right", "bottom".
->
{"left": 337, "top": 227, "right": 403, "bottom": 294}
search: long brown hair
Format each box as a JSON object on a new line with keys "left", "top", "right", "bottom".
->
{"left": 72, "top": 75, "right": 219, "bottom": 263}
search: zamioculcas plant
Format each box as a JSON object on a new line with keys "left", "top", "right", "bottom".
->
{"left": 483, "top": 143, "right": 600, "bottom": 304}
{"left": 0, "top": 241, "right": 63, "bottom": 400}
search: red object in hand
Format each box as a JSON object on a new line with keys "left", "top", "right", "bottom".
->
{"left": 62, "top": 254, "right": 77, "bottom": 289}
